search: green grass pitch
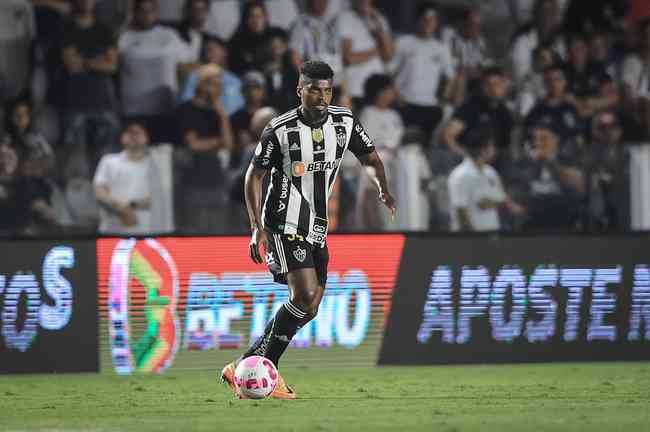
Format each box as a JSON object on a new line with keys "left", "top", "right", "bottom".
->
{"left": 1, "top": 362, "right": 649, "bottom": 432}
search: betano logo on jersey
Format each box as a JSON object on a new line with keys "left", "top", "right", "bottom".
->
{"left": 292, "top": 159, "right": 341, "bottom": 177}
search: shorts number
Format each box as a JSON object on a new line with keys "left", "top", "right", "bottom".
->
{"left": 286, "top": 234, "right": 304, "bottom": 242}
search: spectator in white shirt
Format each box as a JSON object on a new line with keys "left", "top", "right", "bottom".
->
{"left": 265, "top": 0, "right": 299, "bottom": 31}
{"left": 203, "top": 0, "right": 240, "bottom": 40}
{"left": 289, "top": 0, "right": 344, "bottom": 86}
{"left": 338, "top": 0, "right": 394, "bottom": 104}
{"left": 118, "top": 0, "right": 190, "bottom": 141}
{"left": 93, "top": 122, "right": 155, "bottom": 234}
{"left": 448, "top": 127, "right": 523, "bottom": 232}
{"left": 511, "top": 0, "right": 565, "bottom": 86}
{"left": 393, "top": 1, "right": 462, "bottom": 147}
{"left": 356, "top": 74, "right": 403, "bottom": 231}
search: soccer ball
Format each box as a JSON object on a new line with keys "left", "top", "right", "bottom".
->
{"left": 234, "top": 356, "right": 278, "bottom": 399}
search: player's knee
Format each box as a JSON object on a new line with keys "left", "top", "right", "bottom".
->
{"left": 294, "top": 290, "right": 317, "bottom": 313}
{"left": 293, "top": 286, "right": 319, "bottom": 316}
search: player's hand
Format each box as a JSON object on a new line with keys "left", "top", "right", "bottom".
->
{"left": 249, "top": 227, "right": 269, "bottom": 264}
{"left": 379, "top": 191, "right": 396, "bottom": 222}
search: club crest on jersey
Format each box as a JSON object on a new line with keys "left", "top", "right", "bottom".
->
{"left": 312, "top": 128, "right": 324, "bottom": 143}
{"left": 336, "top": 130, "right": 346, "bottom": 148}
{"left": 293, "top": 246, "right": 306, "bottom": 263}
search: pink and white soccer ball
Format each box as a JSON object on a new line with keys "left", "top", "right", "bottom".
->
{"left": 234, "top": 356, "right": 278, "bottom": 399}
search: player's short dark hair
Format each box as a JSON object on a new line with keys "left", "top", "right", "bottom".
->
{"left": 364, "top": 74, "right": 394, "bottom": 104}
{"left": 300, "top": 61, "right": 334, "bottom": 81}
{"left": 414, "top": 1, "right": 438, "bottom": 20}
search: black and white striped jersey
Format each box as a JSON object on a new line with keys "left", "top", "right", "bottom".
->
{"left": 252, "top": 105, "right": 375, "bottom": 246}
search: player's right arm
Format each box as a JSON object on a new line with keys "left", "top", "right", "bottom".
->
{"left": 244, "top": 164, "right": 268, "bottom": 264}
{"left": 245, "top": 126, "right": 282, "bottom": 264}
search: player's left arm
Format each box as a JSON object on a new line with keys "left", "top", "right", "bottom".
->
{"left": 349, "top": 118, "right": 396, "bottom": 219}
{"left": 357, "top": 150, "right": 396, "bottom": 220}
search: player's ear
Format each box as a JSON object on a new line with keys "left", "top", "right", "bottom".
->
{"left": 296, "top": 86, "right": 302, "bottom": 99}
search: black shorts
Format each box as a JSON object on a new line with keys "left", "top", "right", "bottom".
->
{"left": 265, "top": 232, "right": 329, "bottom": 286}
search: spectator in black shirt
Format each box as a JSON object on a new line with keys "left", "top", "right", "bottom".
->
{"left": 525, "top": 64, "right": 584, "bottom": 146}
{"left": 21, "top": 151, "right": 60, "bottom": 235}
{"left": 563, "top": 33, "right": 619, "bottom": 118}
{"left": 61, "top": 0, "right": 120, "bottom": 168}
{"left": 228, "top": 1, "right": 283, "bottom": 75}
{"left": 175, "top": 64, "right": 234, "bottom": 232}
{"left": 585, "top": 110, "right": 629, "bottom": 230}
{"left": 262, "top": 28, "right": 300, "bottom": 114}
{"left": 512, "top": 121, "right": 586, "bottom": 231}
{"left": 589, "top": 31, "right": 622, "bottom": 80}
{"left": 443, "top": 66, "right": 514, "bottom": 171}
{"left": 230, "top": 70, "right": 268, "bottom": 167}
{"left": 5, "top": 97, "right": 55, "bottom": 167}
{"left": 563, "top": 0, "right": 627, "bottom": 35}
{"left": 0, "top": 137, "right": 30, "bottom": 235}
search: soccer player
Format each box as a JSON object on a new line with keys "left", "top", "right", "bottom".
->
{"left": 221, "top": 60, "right": 396, "bottom": 399}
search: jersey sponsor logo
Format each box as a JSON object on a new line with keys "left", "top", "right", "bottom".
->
{"left": 262, "top": 140, "right": 274, "bottom": 160}
{"left": 355, "top": 124, "right": 373, "bottom": 147}
{"left": 292, "top": 161, "right": 306, "bottom": 177}
{"left": 307, "top": 231, "right": 326, "bottom": 245}
{"left": 337, "top": 130, "right": 346, "bottom": 148}
{"left": 292, "top": 160, "right": 341, "bottom": 177}
{"left": 277, "top": 175, "right": 289, "bottom": 212}
{"left": 293, "top": 246, "right": 306, "bottom": 263}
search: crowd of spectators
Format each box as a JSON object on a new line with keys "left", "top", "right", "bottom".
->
{"left": 0, "top": 0, "right": 647, "bottom": 236}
